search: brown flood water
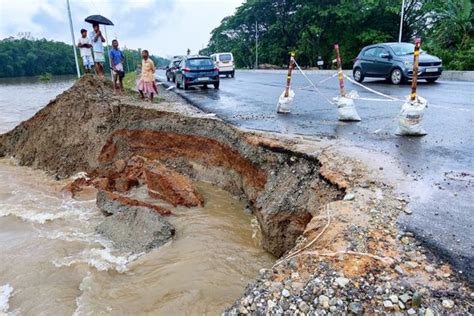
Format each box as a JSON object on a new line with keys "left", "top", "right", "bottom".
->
{"left": 0, "top": 158, "right": 274, "bottom": 315}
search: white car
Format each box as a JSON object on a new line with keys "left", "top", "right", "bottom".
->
{"left": 211, "top": 52, "right": 235, "bottom": 78}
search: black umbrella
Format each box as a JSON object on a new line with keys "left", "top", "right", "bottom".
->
{"left": 84, "top": 15, "right": 114, "bottom": 26}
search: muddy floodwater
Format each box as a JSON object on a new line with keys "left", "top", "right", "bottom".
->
{"left": 0, "top": 78, "right": 274, "bottom": 315}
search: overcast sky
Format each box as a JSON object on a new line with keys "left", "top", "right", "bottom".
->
{"left": 0, "top": 0, "right": 243, "bottom": 58}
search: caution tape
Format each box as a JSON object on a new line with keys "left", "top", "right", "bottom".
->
{"left": 343, "top": 74, "right": 403, "bottom": 102}
{"left": 293, "top": 59, "right": 335, "bottom": 105}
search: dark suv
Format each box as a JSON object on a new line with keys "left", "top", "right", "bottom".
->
{"left": 165, "top": 58, "right": 182, "bottom": 82}
{"left": 175, "top": 56, "right": 219, "bottom": 90}
{"left": 353, "top": 42, "right": 443, "bottom": 84}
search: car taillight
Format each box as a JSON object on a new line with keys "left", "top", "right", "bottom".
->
{"left": 183, "top": 67, "right": 191, "bottom": 72}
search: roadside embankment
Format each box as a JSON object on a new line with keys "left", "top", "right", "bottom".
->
{"left": 0, "top": 76, "right": 471, "bottom": 314}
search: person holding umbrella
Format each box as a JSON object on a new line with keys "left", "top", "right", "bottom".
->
{"left": 89, "top": 23, "right": 106, "bottom": 79}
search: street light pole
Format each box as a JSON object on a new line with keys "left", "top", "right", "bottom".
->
{"left": 398, "top": 0, "right": 405, "bottom": 42}
{"left": 66, "top": 0, "right": 81, "bottom": 78}
{"left": 255, "top": 21, "right": 258, "bottom": 69}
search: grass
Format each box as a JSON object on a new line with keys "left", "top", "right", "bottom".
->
{"left": 38, "top": 73, "right": 52, "bottom": 81}
{"left": 122, "top": 71, "right": 165, "bottom": 103}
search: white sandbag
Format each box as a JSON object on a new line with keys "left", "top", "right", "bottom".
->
{"left": 396, "top": 96, "right": 427, "bottom": 136}
{"left": 333, "top": 91, "right": 361, "bottom": 121}
{"left": 276, "top": 89, "right": 295, "bottom": 114}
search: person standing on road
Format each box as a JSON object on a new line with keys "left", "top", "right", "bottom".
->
{"left": 89, "top": 23, "right": 106, "bottom": 79}
{"left": 137, "top": 50, "right": 157, "bottom": 102}
{"left": 77, "top": 29, "right": 93, "bottom": 74}
{"left": 109, "top": 39, "right": 125, "bottom": 94}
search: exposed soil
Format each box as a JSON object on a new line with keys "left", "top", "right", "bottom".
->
{"left": 1, "top": 76, "right": 472, "bottom": 314}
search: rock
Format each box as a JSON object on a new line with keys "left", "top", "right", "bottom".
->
{"left": 94, "top": 177, "right": 112, "bottom": 191}
{"left": 267, "top": 300, "right": 277, "bottom": 310}
{"left": 347, "top": 302, "right": 364, "bottom": 315}
{"left": 335, "top": 277, "right": 350, "bottom": 288}
{"left": 424, "top": 265, "right": 435, "bottom": 273}
{"left": 412, "top": 291, "right": 422, "bottom": 307}
{"left": 401, "top": 236, "right": 411, "bottom": 245}
{"left": 404, "top": 208, "right": 413, "bottom": 215}
{"left": 383, "top": 301, "right": 394, "bottom": 309}
{"left": 442, "top": 299, "right": 454, "bottom": 309}
{"left": 407, "top": 308, "right": 416, "bottom": 315}
{"left": 96, "top": 193, "right": 175, "bottom": 253}
{"left": 425, "top": 308, "right": 435, "bottom": 316}
{"left": 114, "top": 176, "right": 139, "bottom": 192}
{"left": 343, "top": 193, "right": 355, "bottom": 201}
{"left": 406, "top": 261, "right": 418, "bottom": 269}
{"left": 395, "top": 265, "right": 405, "bottom": 275}
{"left": 399, "top": 301, "right": 405, "bottom": 310}
{"left": 97, "top": 190, "right": 171, "bottom": 216}
{"left": 145, "top": 163, "right": 203, "bottom": 207}
{"left": 399, "top": 293, "right": 411, "bottom": 303}
{"left": 238, "top": 305, "right": 249, "bottom": 314}
{"left": 282, "top": 289, "right": 291, "bottom": 298}
{"left": 114, "top": 159, "right": 127, "bottom": 173}
{"left": 298, "top": 301, "right": 310, "bottom": 313}
{"left": 389, "top": 295, "right": 399, "bottom": 304}
{"left": 318, "top": 295, "right": 330, "bottom": 309}
{"left": 259, "top": 268, "right": 267, "bottom": 276}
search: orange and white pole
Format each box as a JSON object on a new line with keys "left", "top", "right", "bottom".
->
{"left": 410, "top": 37, "right": 421, "bottom": 101}
{"left": 284, "top": 52, "right": 296, "bottom": 98}
{"left": 334, "top": 44, "right": 346, "bottom": 97}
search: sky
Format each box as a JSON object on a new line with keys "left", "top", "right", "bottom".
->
{"left": 0, "top": 0, "right": 243, "bottom": 58}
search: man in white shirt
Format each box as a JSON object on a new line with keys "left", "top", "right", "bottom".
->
{"left": 77, "top": 29, "right": 93, "bottom": 74}
{"left": 89, "top": 23, "right": 106, "bottom": 79}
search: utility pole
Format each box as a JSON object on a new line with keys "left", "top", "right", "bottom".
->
{"left": 255, "top": 21, "right": 258, "bottom": 69}
{"left": 66, "top": 0, "right": 81, "bottom": 78}
{"left": 398, "top": 0, "right": 405, "bottom": 42}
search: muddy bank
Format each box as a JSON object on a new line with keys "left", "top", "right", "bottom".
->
{"left": 1, "top": 76, "right": 472, "bottom": 314}
{"left": 0, "top": 76, "right": 342, "bottom": 257}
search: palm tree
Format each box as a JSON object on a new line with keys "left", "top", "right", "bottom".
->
{"left": 433, "top": 0, "right": 472, "bottom": 48}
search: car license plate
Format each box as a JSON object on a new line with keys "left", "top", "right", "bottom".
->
{"left": 197, "top": 77, "right": 209, "bottom": 81}
{"left": 426, "top": 67, "right": 438, "bottom": 73}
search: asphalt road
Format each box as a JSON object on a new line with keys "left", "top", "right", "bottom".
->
{"left": 157, "top": 70, "right": 474, "bottom": 281}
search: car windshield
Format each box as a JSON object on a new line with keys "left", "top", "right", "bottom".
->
{"left": 390, "top": 43, "right": 424, "bottom": 56}
{"left": 187, "top": 58, "right": 213, "bottom": 68}
{"left": 219, "top": 54, "right": 232, "bottom": 62}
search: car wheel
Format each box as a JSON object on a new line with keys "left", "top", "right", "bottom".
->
{"left": 183, "top": 77, "right": 189, "bottom": 90}
{"left": 390, "top": 68, "right": 403, "bottom": 85}
{"left": 231, "top": 71, "right": 235, "bottom": 78}
{"left": 166, "top": 75, "right": 170, "bottom": 82}
{"left": 353, "top": 68, "right": 364, "bottom": 83}
{"left": 214, "top": 82, "right": 220, "bottom": 89}
{"left": 175, "top": 77, "right": 181, "bottom": 89}
{"left": 426, "top": 78, "right": 438, "bottom": 83}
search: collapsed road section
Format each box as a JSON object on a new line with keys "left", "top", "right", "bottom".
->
{"left": 0, "top": 76, "right": 471, "bottom": 314}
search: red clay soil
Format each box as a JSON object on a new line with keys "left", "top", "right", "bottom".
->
{"left": 101, "top": 190, "right": 171, "bottom": 216}
{"left": 145, "top": 163, "right": 203, "bottom": 207}
{"left": 98, "top": 129, "right": 267, "bottom": 192}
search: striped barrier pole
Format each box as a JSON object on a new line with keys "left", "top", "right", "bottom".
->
{"left": 334, "top": 44, "right": 346, "bottom": 97}
{"left": 411, "top": 38, "right": 421, "bottom": 101}
{"left": 284, "top": 52, "right": 296, "bottom": 98}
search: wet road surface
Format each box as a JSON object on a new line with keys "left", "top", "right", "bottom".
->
{"left": 157, "top": 70, "right": 474, "bottom": 280}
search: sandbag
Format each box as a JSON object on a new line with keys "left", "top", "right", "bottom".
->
{"left": 396, "top": 96, "right": 427, "bottom": 136}
{"left": 276, "top": 89, "right": 295, "bottom": 114}
{"left": 333, "top": 91, "right": 361, "bottom": 121}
